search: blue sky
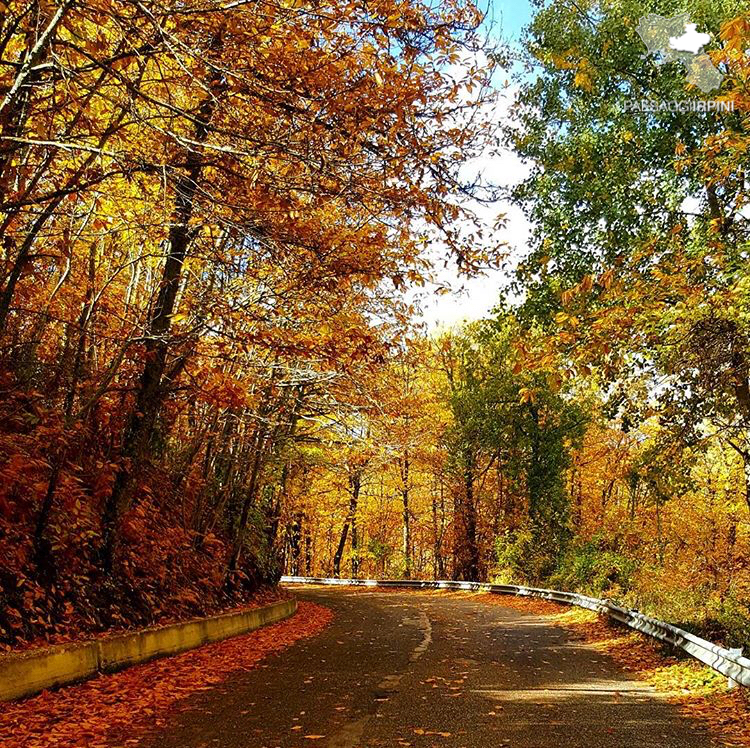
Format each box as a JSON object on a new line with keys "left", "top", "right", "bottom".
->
{"left": 487, "top": 0, "right": 536, "bottom": 41}
{"left": 419, "top": 0, "right": 538, "bottom": 329}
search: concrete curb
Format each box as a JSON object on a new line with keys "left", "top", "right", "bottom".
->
{"left": 0, "top": 598, "right": 297, "bottom": 702}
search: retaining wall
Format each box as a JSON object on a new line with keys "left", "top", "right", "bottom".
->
{"left": 0, "top": 598, "right": 297, "bottom": 702}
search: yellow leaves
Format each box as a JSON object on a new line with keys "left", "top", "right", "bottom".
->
{"left": 374, "top": 71, "right": 384, "bottom": 87}
{"left": 555, "top": 312, "right": 579, "bottom": 328}
{"left": 598, "top": 269, "right": 614, "bottom": 290}
{"left": 518, "top": 387, "right": 536, "bottom": 405}
{"left": 720, "top": 15, "right": 750, "bottom": 51}
{"left": 550, "top": 49, "right": 596, "bottom": 92}
{"left": 546, "top": 47, "right": 595, "bottom": 91}
{"left": 575, "top": 58, "right": 597, "bottom": 92}
{"left": 550, "top": 48, "right": 579, "bottom": 71}
{"left": 574, "top": 69, "right": 593, "bottom": 92}
{"left": 548, "top": 372, "right": 563, "bottom": 391}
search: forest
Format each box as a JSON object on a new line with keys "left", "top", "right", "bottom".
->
{"left": 1, "top": 0, "right": 750, "bottom": 660}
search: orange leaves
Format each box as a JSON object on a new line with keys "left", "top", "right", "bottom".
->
{"left": 720, "top": 15, "right": 750, "bottom": 51}
{"left": 598, "top": 268, "right": 615, "bottom": 290}
{"left": 518, "top": 387, "right": 535, "bottom": 405}
{"left": 554, "top": 311, "right": 579, "bottom": 328}
{"left": 557, "top": 607, "right": 750, "bottom": 748}
{"left": 413, "top": 728, "right": 452, "bottom": 737}
{"left": 0, "top": 0, "right": 496, "bottom": 652}
{"left": 559, "top": 273, "right": 601, "bottom": 308}
{"left": 0, "top": 602, "right": 332, "bottom": 748}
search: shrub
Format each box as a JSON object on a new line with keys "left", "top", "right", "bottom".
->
{"left": 492, "top": 527, "right": 557, "bottom": 584}
{"left": 549, "top": 537, "right": 637, "bottom": 597}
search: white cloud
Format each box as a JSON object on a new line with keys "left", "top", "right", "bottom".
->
{"left": 410, "top": 84, "right": 532, "bottom": 329}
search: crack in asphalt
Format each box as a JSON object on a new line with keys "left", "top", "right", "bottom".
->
{"left": 329, "top": 608, "right": 434, "bottom": 747}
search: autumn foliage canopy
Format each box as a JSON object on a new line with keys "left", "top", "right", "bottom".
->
{"left": 0, "top": 0, "right": 495, "bottom": 645}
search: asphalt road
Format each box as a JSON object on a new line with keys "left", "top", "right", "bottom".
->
{"left": 141, "top": 587, "right": 712, "bottom": 748}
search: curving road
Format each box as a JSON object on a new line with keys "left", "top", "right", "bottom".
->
{"left": 143, "top": 587, "right": 711, "bottom": 748}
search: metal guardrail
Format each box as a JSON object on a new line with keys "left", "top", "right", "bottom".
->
{"left": 281, "top": 575, "right": 750, "bottom": 689}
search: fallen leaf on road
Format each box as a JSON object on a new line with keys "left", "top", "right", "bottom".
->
{"left": 0, "top": 603, "right": 333, "bottom": 748}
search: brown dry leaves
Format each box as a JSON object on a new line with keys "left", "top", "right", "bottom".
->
{"left": 6, "top": 588, "right": 289, "bottom": 655}
{"left": 0, "top": 602, "right": 333, "bottom": 748}
{"left": 562, "top": 614, "right": 750, "bottom": 748}
{"left": 475, "top": 592, "right": 569, "bottom": 617}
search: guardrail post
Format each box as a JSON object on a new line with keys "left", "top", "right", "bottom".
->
{"left": 728, "top": 648, "right": 743, "bottom": 689}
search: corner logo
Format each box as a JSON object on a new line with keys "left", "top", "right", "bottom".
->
{"left": 636, "top": 12, "right": 723, "bottom": 93}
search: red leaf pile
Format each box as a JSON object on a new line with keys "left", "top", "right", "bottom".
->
{"left": 0, "top": 602, "right": 332, "bottom": 748}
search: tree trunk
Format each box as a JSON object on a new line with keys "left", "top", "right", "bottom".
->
{"left": 334, "top": 471, "right": 361, "bottom": 579}
{"left": 350, "top": 472, "right": 361, "bottom": 578}
{"left": 226, "top": 424, "right": 267, "bottom": 575}
{"left": 101, "top": 79, "right": 221, "bottom": 572}
{"left": 401, "top": 453, "right": 411, "bottom": 579}
{"left": 304, "top": 529, "right": 312, "bottom": 575}
{"left": 743, "top": 457, "right": 750, "bottom": 513}
{"left": 289, "top": 512, "right": 302, "bottom": 575}
{"left": 332, "top": 517, "right": 349, "bottom": 579}
{"left": 432, "top": 477, "right": 446, "bottom": 579}
{"left": 463, "top": 453, "right": 479, "bottom": 582}
{"left": 33, "top": 240, "right": 98, "bottom": 572}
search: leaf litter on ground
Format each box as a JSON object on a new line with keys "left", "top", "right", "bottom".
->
{"left": 0, "top": 602, "right": 333, "bottom": 748}
{"left": 478, "top": 592, "right": 750, "bottom": 748}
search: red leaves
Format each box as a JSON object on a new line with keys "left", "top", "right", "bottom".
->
{"left": 0, "top": 602, "right": 332, "bottom": 748}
